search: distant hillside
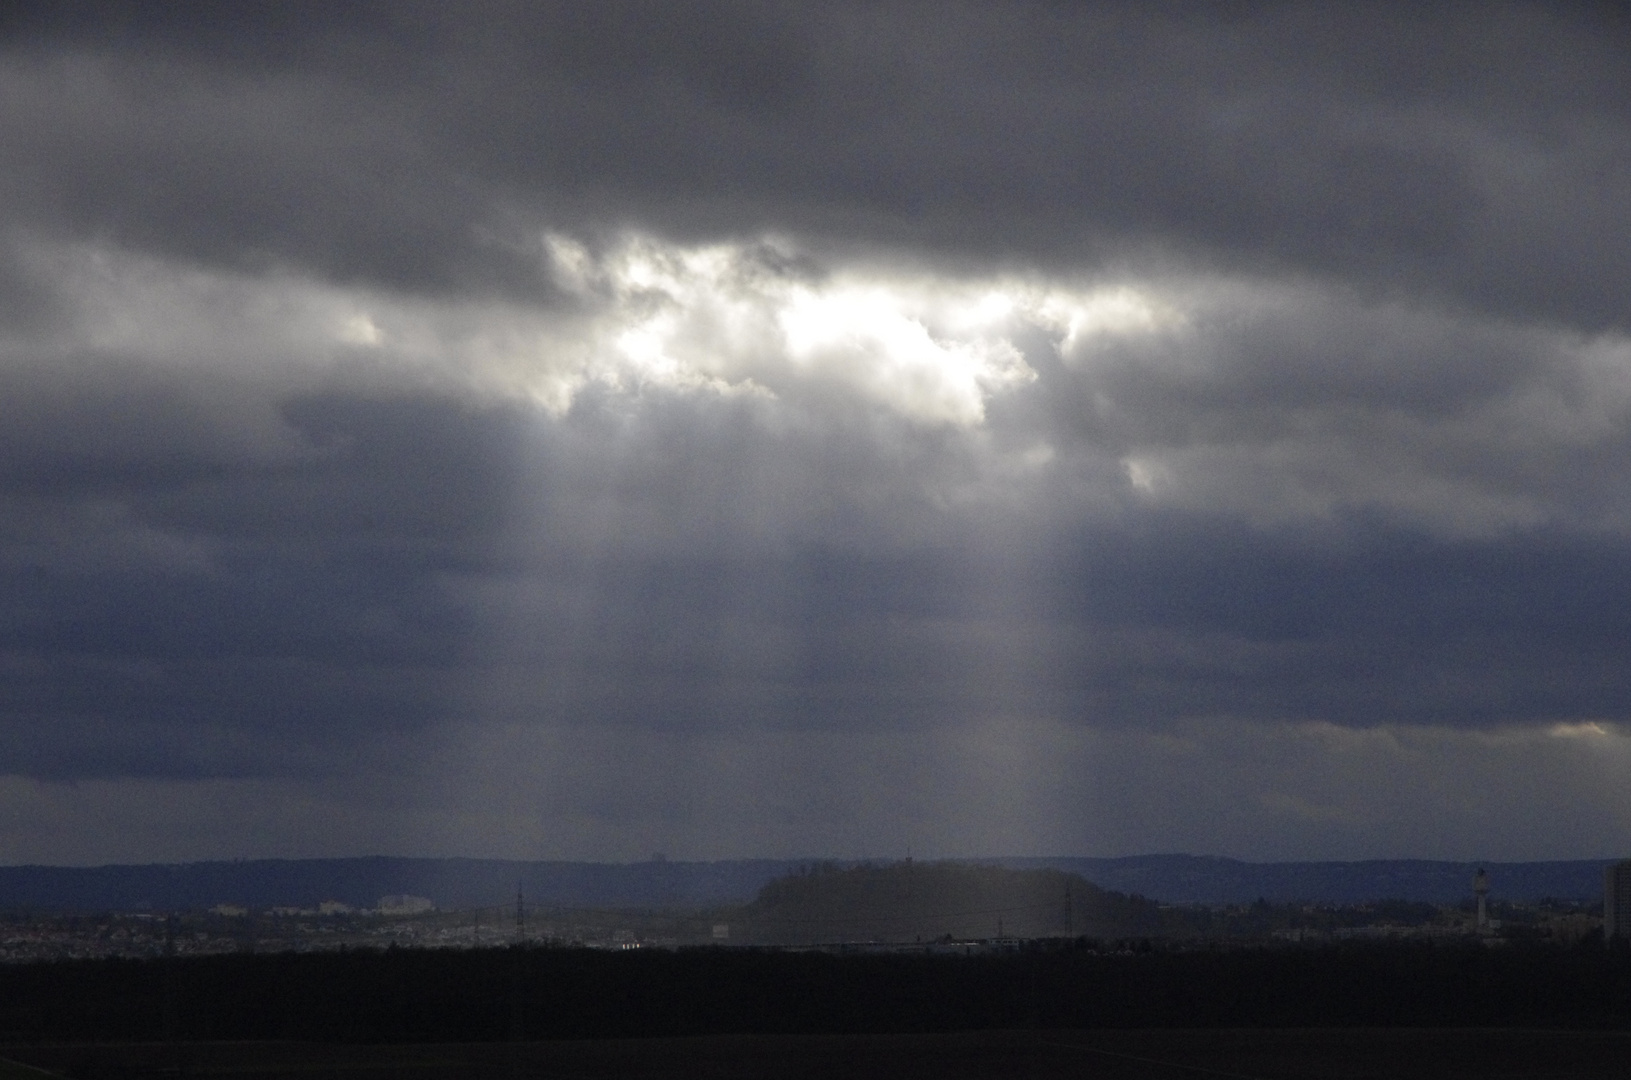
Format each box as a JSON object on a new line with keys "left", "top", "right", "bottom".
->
{"left": 731, "top": 862, "right": 1168, "bottom": 944}
{"left": 0, "top": 854, "right": 1614, "bottom": 913}
{"left": 0, "top": 857, "right": 805, "bottom": 914}
{"left": 996, "top": 856, "right": 1617, "bottom": 904}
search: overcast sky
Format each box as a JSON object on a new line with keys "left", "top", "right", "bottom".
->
{"left": 4, "top": 1, "right": 1631, "bottom": 865}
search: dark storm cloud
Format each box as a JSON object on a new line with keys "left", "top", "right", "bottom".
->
{"left": 9, "top": 368, "right": 1625, "bottom": 785}
{"left": 2, "top": 1, "right": 1631, "bottom": 861}
{"left": 0, "top": 388, "right": 525, "bottom": 780}
{"left": 4, "top": 2, "right": 1630, "bottom": 322}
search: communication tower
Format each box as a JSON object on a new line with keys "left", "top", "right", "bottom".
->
{"left": 1605, "top": 861, "right": 1631, "bottom": 943}
{"left": 1473, "top": 868, "right": 1490, "bottom": 931}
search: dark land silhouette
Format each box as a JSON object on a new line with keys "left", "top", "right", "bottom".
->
{"left": 7, "top": 1029, "right": 1631, "bottom": 1080}
{"left": 3, "top": 862, "right": 1629, "bottom": 1077}
{"left": 731, "top": 862, "right": 1168, "bottom": 943}
{"left": 4, "top": 939, "right": 1631, "bottom": 1044}
{"left": 0, "top": 855, "right": 1614, "bottom": 913}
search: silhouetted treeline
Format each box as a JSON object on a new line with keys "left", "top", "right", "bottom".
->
{"left": 3, "top": 942, "right": 1631, "bottom": 1042}
{"left": 735, "top": 862, "right": 1171, "bottom": 943}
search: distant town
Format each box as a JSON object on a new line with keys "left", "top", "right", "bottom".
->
{"left": 3, "top": 860, "right": 1626, "bottom": 963}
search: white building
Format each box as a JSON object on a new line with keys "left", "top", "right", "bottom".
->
{"left": 376, "top": 894, "right": 435, "bottom": 915}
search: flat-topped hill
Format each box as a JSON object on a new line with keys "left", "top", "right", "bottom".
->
{"left": 731, "top": 861, "right": 1167, "bottom": 944}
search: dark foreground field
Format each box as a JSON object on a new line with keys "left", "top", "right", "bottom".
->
{"left": 4, "top": 944, "right": 1631, "bottom": 1077}
{"left": 6, "top": 942, "right": 1631, "bottom": 1040}
{"left": 6, "top": 1029, "right": 1631, "bottom": 1079}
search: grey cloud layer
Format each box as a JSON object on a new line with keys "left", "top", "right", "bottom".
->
{"left": 6, "top": 253, "right": 1631, "bottom": 786}
{"left": 1, "top": 2, "right": 1629, "bottom": 859}
{"left": 5, "top": 2, "right": 1631, "bottom": 319}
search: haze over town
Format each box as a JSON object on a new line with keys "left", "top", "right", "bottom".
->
{"left": 3, "top": 2, "right": 1631, "bottom": 868}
